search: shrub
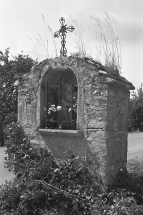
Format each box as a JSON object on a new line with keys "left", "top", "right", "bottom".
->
{"left": 1, "top": 122, "right": 102, "bottom": 215}
{"left": 108, "top": 168, "right": 143, "bottom": 212}
{"left": 92, "top": 168, "right": 143, "bottom": 214}
{"left": 1, "top": 122, "right": 143, "bottom": 214}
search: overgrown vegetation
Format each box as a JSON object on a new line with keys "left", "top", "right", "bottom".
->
{"left": 0, "top": 122, "right": 143, "bottom": 214}
{"left": 91, "top": 13, "right": 122, "bottom": 75}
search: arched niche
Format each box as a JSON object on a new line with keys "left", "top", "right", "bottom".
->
{"left": 40, "top": 68, "right": 78, "bottom": 129}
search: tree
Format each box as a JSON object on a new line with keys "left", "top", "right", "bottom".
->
{"left": 128, "top": 83, "right": 143, "bottom": 132}
{"left": 0, "top": 48, "right": 36, "bottom": 145}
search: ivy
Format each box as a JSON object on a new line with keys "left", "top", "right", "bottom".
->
{"left": 1, "top": 123, "right": 102, "bottom": 214}
{"left": 1, "top": 123, "right": 143, "bottom": 214}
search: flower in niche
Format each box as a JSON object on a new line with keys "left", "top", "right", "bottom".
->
{"left": 48, "top": 105, "right": 57, "bottom": 115}
{"left": 57, "top": 106, "right": 62, "bottom": 111}
{"left": 48, "top": 105, "right": 62, "bottom": 121}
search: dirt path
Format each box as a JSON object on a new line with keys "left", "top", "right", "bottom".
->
{"left": 128, "top": 132, "right": 143, "bottom": 161}
{"left": 0, "top": 147, "right": 14, "bottom": 185}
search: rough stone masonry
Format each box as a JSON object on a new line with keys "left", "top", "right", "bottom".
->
{"left": 18, "top": 56, "right": 135, "bottom": 185}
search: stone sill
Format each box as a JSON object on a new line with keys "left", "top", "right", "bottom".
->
{"left": 38, "top": 129, "right": 84, "bottom": 137}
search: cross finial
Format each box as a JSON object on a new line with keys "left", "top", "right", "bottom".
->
{"left": 54, "top": 17, "right": 75, "bottom": 56}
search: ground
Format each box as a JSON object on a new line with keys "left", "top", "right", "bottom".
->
{"left": 0, "top": 132, "right": 143, "bottom": 185}
{"left": 128, "top": 132, "right": 143, "bottom": 161}
{"left": 0, "top": 147, "right": 14, "bottom": 185}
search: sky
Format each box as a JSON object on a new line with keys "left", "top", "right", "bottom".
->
{"left": 0, "top": 0, "right": 143, "bottom": 90}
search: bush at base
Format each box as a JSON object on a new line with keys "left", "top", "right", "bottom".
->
{"left": 1, "top": 123, "right": 102, "bottom": 215}
{"left": 0, "top": 122, "right": 143, "bottom": 215}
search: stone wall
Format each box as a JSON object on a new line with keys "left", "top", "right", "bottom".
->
{"left": 38, "top": 129, "right": 87, "bottom": 159}
{"left": 106, "top": 84, "right": 129, "bottom": 182}
{"left": 18, "top": 56, "right": 134, "bottom": 185}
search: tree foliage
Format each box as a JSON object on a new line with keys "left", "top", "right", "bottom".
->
{"left": 128, "top": 84, "right": 143, "bottom": 132}
{"left": 0, "top": 48, "right": 35, "bottom": 121}
{"left": 0, "top": 48, "right": 35, "bottom": 145}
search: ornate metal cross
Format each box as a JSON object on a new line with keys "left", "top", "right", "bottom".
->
{"left": 54, "top": 17, "right": 75, "bottom": 56}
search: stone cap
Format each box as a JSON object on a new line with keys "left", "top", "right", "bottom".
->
{"left": 18, "top": 56, "right": 135, "bottom": 91}
{"left": 38, "top": 129, "right": 84, "bottom": 137}
{"left": 83, "top": 57, "right": 135, "bottom": 90}
{"left": 98, "top": 70, "right": 135, "bottom": 90}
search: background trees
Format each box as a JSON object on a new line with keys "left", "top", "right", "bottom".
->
{"left": 128, "top": 84, "right": 143, "bottom": 132}
{"left": 0, "top": 48, "right": 35, "bottom": 145}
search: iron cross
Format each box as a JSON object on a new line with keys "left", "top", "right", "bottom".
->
{"left": 54, "top": 17, "right": 75, "bottom": 56}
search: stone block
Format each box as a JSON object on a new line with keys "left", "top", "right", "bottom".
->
{"left": 88, "top": 119, "right": 106, "bottom": 129}
{"left": 87, "top": 129, "right": 106, "bottom": 141}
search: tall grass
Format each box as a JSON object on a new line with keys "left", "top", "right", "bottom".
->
{"left": 69, "top": 15, "right": 90, "bottom": 58}
{"left": 91, "top": 13, "right": 122, "bottom": 74}
{"left": 42, "top": 14, "right": 49, "bottom": 57}
{"left": 47, "top": 24, "right": 58, "bottom": 58}
{"left": 29, "top": 13, "right": 122, "bottom": 75}
{"left": 28, "top": 37, "right": 41, "bottom": 61}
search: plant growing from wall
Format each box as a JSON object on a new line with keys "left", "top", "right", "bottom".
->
{"left": 68, "top": 14, "right": 122, "bottom": 74}
{"left": 91, "top": 13, "right": 122, "bottom": 75}
{"left": 69, "top": 16, "right": 90, "bottom": 58}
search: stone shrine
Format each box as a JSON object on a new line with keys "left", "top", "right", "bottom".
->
{"left": 18, "top": 56, "right": 134, "bottom": 185}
